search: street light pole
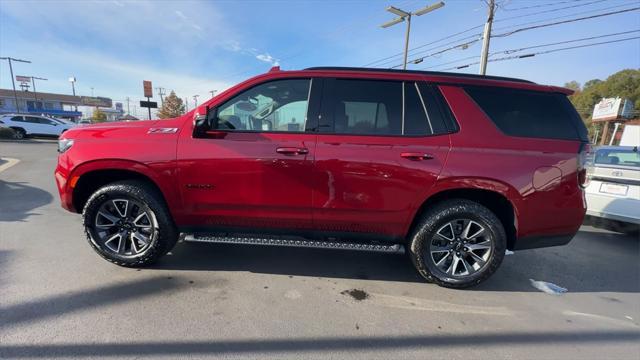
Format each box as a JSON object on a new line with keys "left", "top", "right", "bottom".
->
{"left": 193, "top": 95, "right": 199, "bottom": 107}
{"left": 28, "top": 76, "right": 47, "bottom": 108}
{"left": 209, "top": 90, "right": 217, "bottom": 98}
{"left": 0, "top": 56, "right": 31, "bottom": 113}
{"left": 69, "top": 77, "right": 78, "bottom": 111}
{"left": 380, "top": 2, "right": 445, "bottom": 70}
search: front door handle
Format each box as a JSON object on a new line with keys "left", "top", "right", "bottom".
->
{"left": 276, "top": 147, "right": 309, "bottom": 155}
{"left": 400, "top": 152, "right": 434, "bottom": 161}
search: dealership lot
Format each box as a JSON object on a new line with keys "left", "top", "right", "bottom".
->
{"left": 0, "top": 141, "right": 638, "bottom": 359}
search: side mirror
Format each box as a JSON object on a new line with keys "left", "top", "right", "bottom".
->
{"left": 193, "top": 105, "right": 227, "bottom": 139}
{"left": 193, "top": 106, "right": 208, "bottom": 138}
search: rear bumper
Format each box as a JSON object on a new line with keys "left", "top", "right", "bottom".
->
{"left": 513, "top": 233, "right": 576, "bottom": 250}
{"left": 585, "top": 191, "right": 640, "bottom": 225}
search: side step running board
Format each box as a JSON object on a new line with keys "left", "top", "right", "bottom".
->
{"left": 183, "top": 234, "right": 404, "bottom": 254}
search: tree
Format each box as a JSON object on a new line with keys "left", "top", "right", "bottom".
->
{"left": 157, "top": 91, "right": 185, "bottom": 119}
{"left": 92, "top": 108, "right": 107, "bottom": 123}
{"left": 566, "top": 69, "right": 640, "bottom": 119}
{"left": 564, "top": 81, "right": 581, "bottom": 92}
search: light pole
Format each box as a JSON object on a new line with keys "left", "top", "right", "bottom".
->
{"left": 0, "top": 56, "right": 31, "bottom": 113}
{"left": 193, "top": 94, "right": 199, "bottom": 107}
{"left": 24, "top": 76, "right": 47, "bottom": 108}
{"left": 380, "top": 2, "right": 445, "bottom": 70}
{"left": 90, "top": 87, "right": 94, "bottom": 97}
{"left": 209, "top": 90, "right": 217, "bottom": 98}
{"left": 69, "top": 77, "right": 78, "bottom": 111}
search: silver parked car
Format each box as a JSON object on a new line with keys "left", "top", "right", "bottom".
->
{"left": 585, "top": 145, "right": 640, "bottom": 233}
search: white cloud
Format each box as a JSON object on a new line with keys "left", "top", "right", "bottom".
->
{"left": 256, "top": 53, "right": 280, "bottom": 66}
{"left": 175, "top": 10, "right": 187, "bottom": 20}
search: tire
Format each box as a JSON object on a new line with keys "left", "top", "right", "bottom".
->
{"left": 11, "top": 127, "right": 26, "bottom": 140}
{"left": 408, "top": 199, "right": 506, "bottom": 289}
{"left": 82, "top": 180, "right": 178, "bottom": 267}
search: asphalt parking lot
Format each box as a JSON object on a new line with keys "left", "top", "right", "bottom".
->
{"left": 0, "top": 140, "right": 638, "bottom": 359}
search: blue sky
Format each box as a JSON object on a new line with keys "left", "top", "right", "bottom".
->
{"left": 1, "top": 0, "right": 639, "bottom": 115}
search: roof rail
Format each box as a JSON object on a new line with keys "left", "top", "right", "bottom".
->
{"left": 303, "top": 66, "right": 534, "bottom": 84}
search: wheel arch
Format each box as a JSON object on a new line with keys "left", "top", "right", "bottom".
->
{"left": 408, "top": 185, "right": 519, "bottom": 250}
{"left": 71, "top": 162, "right": 175, "bottom": 215}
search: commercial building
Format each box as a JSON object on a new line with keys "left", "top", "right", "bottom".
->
{"left": 0, "top": 88, "right": 114, "bottom": 121}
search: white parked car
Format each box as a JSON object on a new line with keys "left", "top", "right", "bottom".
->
{"left": 0, "top": 114, "right": 76, "bottom": 139}
{"left": 585, "top": 146, "right": 640, "bottom": 232}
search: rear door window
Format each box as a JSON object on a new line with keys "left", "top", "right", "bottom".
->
{"left": 465, "top": 86, "right": 586, "bottom": 141}
{"left": 321, "top": 79, "right": 450, "bottom": 136}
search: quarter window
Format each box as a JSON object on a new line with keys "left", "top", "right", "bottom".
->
{"left": 214, "top": 79, "right": 311, "bottom": 132}
{"left": 465, "top": 86, "right": 583, "bottom": 140}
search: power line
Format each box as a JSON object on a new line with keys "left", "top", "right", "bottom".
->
{"left": 364, "top": 1, "right": 635, "bottom": 68}
{"left": 443, "top": 36, "right": 640, "bottom": 71}
{"left": 493, "top": 6, "right": 640, "bottom": 37}
{"left": 497, "top": 29, "right": 640, "bottom": 54}
{"left": 497, "top": 0, "right": 606, "bottom": 20}
{"left": 500, "top": 0, "right": 582, "bottom": 11}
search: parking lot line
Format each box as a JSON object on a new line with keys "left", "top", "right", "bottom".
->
{"left": 0, "top": 157, "right": 20, "bottom": 173}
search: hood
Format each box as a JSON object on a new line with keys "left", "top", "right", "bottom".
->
{"left": 61, "top": 117, "right": 187, "bottom": 140}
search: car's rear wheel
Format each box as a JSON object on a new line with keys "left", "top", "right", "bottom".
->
{"left": 83, "top": 180, "right": 178, "bottom": 267}
{"left": 408, "top": 199, "right": 506, "bottom": 288}
{"left": 11, "top": 127, "right": 26, "bottom": 140}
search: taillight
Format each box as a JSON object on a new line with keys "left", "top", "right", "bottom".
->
{"left": 577, "top": 143, "right": 593, "bottom": 188}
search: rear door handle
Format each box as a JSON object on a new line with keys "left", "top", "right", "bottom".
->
{"left": 276, "top": 147, "right": 309, "bottom": 155}
{"left": 400, "top": 152, "right": 434, "bottom": 161}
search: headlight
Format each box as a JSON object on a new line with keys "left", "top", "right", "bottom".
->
{"left": 58, "top": 138, "right": 74, "bottom": 153}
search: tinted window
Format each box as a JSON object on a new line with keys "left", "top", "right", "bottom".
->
{"left": 326, "top": 80, "right": 451, "bottom": 136}
{"left": 329, "top": 79, "right": 402, "bottom": 135}
{"left": 215, "top": 79, "right": 311, "bottom": 132}
{"left": 465, "top": 87, "right": 583, "bottom": 140}
{"left": 24, "top": 116, "right": 41, "bottom": 124}
{"left": 11, "top": 116, "right": 23, "bottom": 122}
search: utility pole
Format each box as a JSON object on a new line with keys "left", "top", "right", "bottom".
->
{"left": 193, "top": 95, "right": 199, "bottom": 107}
{"left": 125, "top": 97, "right": 131, "bottom": 115}
{"left": 0, "top": 56, "right": 31, "bottom": 113}
{"left": 27, "top": 76, "right": 47, "bottom": 106}
{"left": 380, "top": 2, "right": 445, "bottom": 70}
{"left": 156, "top": 87, "right": 166, "bottom": 105}
{"left": 479, "top": 0, "right": 495, "bottom": 75}
{"left": 69, "top": 77, "right": 78, "bottom": 111}
{"left": 184, "top": 98, "right": 189, "bottom": 112}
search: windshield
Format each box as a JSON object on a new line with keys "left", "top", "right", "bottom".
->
{"left": 594, "top": 148, "right": 640, "bottom": 168}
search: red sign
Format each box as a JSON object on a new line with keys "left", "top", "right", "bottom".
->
{"left": 16, "top": 75, "right": 31, "bottom": 82}
{"left": 143, "top": 80, "right": 153, "bottom": 98}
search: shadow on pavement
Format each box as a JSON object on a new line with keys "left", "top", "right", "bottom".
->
{"left": 157, "top": 242, "right": 424, "bottom": 283}
{"left": 1, "top": 331, "right": 638, "bottom": 358}
{"left": 0, "top": 276, "right": 187, "bottom": 329}
{"left": 0, "top": 180, "right": 53, "bottom": 222}
{"left": 153, "top": 226, "right": 639, "bottom": 293}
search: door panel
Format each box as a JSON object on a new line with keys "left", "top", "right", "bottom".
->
{"left": 176, "top": 77, "right": 320, "bottom": 230}
{"left": 313, "top": 135, "right": 449, "bottom": 237}
{"left": 312, "top": 79, "right": 451, "bottom": 238}
{"left": 177, "top": 132, "right": 316, "bottom": 230}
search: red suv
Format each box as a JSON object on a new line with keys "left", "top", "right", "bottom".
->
{"left": 55, "top": 67, "right": 589, "bottom": 288}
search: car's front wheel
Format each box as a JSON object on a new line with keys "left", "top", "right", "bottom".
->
{"left": 82, "top": 180, "right": 178, "bottom": 267}
{"left": 408, "top": 199, "right": 506, "bottom": 288}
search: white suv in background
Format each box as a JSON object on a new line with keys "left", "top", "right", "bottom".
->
{"left": 0, "top": 114, "right": 76, "bottom": 139}
{"left": 585, "top": 145, "right": 640, "bottom": 233}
